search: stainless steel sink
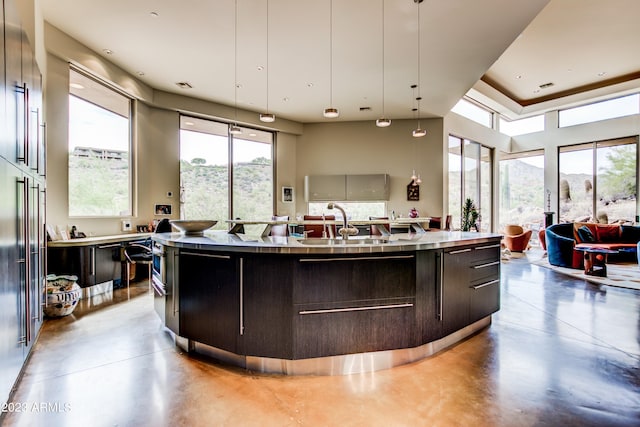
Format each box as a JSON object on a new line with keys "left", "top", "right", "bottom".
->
{"left": 299, "top": 238, "right": 390, "bottom": 245}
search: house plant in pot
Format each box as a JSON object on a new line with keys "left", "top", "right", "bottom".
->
{"left": 461, "top": 198, "right": 479, "bottom": 232}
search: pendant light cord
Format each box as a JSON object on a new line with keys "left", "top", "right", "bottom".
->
{"left": 416, "top": 0, "right": 421, "bottom": 128}
{"left": 329, "top": 0, "right": 333, "bottom": 108}
{"left": 381, "top": 0, "right": 385, "bottom": 118}
{"left": 234, "top": 0, "right": 239, "bottom": 124}
{"left": 266, "top": 0, "right": 270, "bottom": 114}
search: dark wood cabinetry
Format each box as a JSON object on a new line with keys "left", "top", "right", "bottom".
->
{"left": 0, "top": 0, "right": 46, "bottom": 405}
{"left": 48, "top": 244, "right": 123, "bottom": 289}
{"left": 242, "top": 254, "right": 294, "bottom": 359}
{"left": 179, "top": 250, "right": 240, "bottom": 354}
{"left": 159, "top": 236, "right": 501, "bottom": 371}
{"left": 292, "top": 253, "right": 417, "bottom": 358}
{"left": 441, "top": 243, "right": 501, "bottom": 336}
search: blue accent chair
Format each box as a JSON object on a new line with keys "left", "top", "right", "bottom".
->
{"left": 546, "top": 223, "right": 577, "bottom": 268}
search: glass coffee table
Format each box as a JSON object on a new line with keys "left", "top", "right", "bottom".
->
{"left": 575, "top": 247, "right": 618, "bottom": 277}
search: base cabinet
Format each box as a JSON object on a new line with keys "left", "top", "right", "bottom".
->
{"left": 164, "top": 239, "right": 501, "bottom": 365}
{"left": 441, "top": 244, "right": 501, "bottom": 336}
{"left": 292, "top": 253, "right": 417, "bottom": 359}
{"left": 179, "top": 250, "right": 240, "bottom": 354}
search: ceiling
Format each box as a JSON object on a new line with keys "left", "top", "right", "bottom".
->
{"left": 41, "top": 0, "right": 640, "bottom": 124}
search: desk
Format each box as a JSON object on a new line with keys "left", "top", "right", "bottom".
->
{"left": 48, "top": 233, "right": 153, "bottom": 297}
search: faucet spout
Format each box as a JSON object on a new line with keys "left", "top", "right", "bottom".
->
{"left": 327, "top": 202, "right": 358, "bottom": 239}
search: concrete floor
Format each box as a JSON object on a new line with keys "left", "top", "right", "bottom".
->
{"left": 2, "top": 253, "right": 639, "bottom": 427}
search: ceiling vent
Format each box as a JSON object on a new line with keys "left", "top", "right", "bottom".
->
{"left": 176, "top": 82, "right": 193, "bottom": 89}
{"left": 539, "top": 82, "right": 554, "bottom": 89}
{"left": 359, "top": 107, "right": 371, "bottom": 111}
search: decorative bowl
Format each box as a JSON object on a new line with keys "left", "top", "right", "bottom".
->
{"left": 169, "top": 220, "right": 217, "bottom": 235}
{"left": 44, "top": 275, "right": 82, "bottom": 317}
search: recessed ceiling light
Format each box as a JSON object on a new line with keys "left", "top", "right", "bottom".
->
{"left": 150, "top": 11, "right": 159, "bottom": 18}
{"left": 515, "top": 75, "right": 522, "bottom": 79}
{"left": 103, "top": 49, "right": 113, "bottom": 55}
{"left": 236, "top": 84, "right": 242, "bottom": 89}
{"left": 176, "top": 82, "right": 193, "bottom": 89}
{"left": 307, "top": 83, "right": 314, "bottom": 88}
{"left": 283, "top": 97, "right": 290, "bottom": 102}
{"left": 257, "top": 66, "right": 264, "bottom": 71}
{"left": 533, "top": 89, "right": 540, "bottom": 93}
{"left": 136, "top": 71, "right": 145, "bottom": 76}
{"left": 184, "top": 121, "right": 195, "bottom": 126}
{"left": 70, "top": 83, "right": 84, "bottom": 89}
{"left": 597, "top": 71, "right": 607, "bottom": 77}
{"left": 249, "top": 133, "right": 257, "bottom": 137}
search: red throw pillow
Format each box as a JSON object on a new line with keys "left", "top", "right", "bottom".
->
{"left": 595, "top": 224, "right": 620, "bottom": 242}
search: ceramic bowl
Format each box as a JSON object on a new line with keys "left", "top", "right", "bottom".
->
{"left": 169, "top": 220, "right": 217, "bottom": 235}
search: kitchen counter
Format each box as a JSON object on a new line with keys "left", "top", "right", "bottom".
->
{"left": 152, "top": 230, "right": 502, "bottom": 375}
{"left": 152, "top": 229, "right": 499, "bottom": 254}
{"left": 48, "top": 232, "right": 153, "bottom": 247}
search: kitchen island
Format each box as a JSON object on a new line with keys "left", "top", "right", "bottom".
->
{"left": 151, "top": 230, "right": 502, "bottom": 375}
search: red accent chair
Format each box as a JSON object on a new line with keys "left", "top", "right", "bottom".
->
{"left": 303, "top": 215, "right": 336, "bottom": 238}
{"left": 503, "top": 225, "right": 532, "bottom": 252}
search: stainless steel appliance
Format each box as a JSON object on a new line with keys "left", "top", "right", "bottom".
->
{"left": 151, "top": 242, "right": 166, "bottom": 323}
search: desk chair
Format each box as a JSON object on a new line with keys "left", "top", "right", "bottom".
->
{"left": 123, "top": 241, "right": 153, "bottom": 291}
{"left": 270, "top": 215, "right": 290, "bottom": 237}
{"left": 369, "top": 216, "right": 390, "bottom": 236}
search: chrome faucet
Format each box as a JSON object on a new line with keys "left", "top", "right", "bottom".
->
{"left": 327, "top": 202, "right": 358, "bottom": 239}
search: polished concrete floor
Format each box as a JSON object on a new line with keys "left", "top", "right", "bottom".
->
{"left": 2, "top": 253, "right": 640, "bottom": 427}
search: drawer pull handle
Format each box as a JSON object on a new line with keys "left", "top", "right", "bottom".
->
{"left": 182, "top": 252, "right": 231, "bottom": 260}
{"left": 472, "top": 279, "right": 500, "bottom": 290}
{"left": 448, "top": 248, "right": 471, "bottom": 254}
{"left": 475, "top": 244, "right": 501, "bottom": 250}
{"left": 299, "top": 303, "right": 413, "bottom": 315}
{"left": 299, "top": 255, "right": 414, "bottom": 263}
{"left": 473, "top": 261, "right": 500, "bottom": 269}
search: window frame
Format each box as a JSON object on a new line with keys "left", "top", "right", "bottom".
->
{"left": 179, "top": 115, "right": 276, "bottom": 226}
{"left": 67, "top": 68, "right": 134, "bottom": 218}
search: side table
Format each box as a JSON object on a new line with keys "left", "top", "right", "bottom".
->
{"left": 575, "top": 247, "right": 618, "bottom": 277}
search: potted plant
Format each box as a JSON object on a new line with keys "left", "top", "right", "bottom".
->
{"left": 461, "top": 198, "right": 479, "bottom": 232}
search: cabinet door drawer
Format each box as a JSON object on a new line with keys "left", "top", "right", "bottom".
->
{"left": 469, "top": 279, "right": 500, "bottom": 322}
{"left": 469, "top": 259, "right": 500, "bottom": 284}
{"left": 293, "top": 300, "right": 416, "bottom": 359}
{"left": 468, "top": 244, "right": 501, "bottom": 264}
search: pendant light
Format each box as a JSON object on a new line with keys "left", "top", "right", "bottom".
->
{"left": 259, "top": 0, "right": 276, "bottom": 123}
{"left": 230, "top": 0, "right": 242, "bottom": 135}
{"left": 323, "top": 0, "right": 339, "bottom": 118}
{"left": 376, "top": 0, "right": 391, "bottom": 127}
{"left": 412, "top": 0, "right": 426, "bottom": 138}
{"left": 409, "top": 85, "right": 422, "bottom": 184}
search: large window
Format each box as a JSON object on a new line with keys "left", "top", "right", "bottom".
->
{"left": 559, "top": 94, "right": 639, "bottom": 128}
{"left": 451, "top": 99, "right": 493, "bottom": 128}
{"left": 499, "top": 151, "right": 545, "bottom": 232}
{"left": 180, "top": 116, "right": 274, "bottom": 229}
{"left": 499, "top": 115, "right": 544, "bottom": 136}
{"left": 68, "top": 69, "right": 132, "bottom": 217}
{"left": 559, "top": 137, "right": 637, "bottom": 223}
{"left": 448, "top": 135, "right": 493, "bottom": 231}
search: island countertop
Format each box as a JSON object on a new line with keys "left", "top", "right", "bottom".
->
{"left": 151, "top": 230, "right": 503, "bottom": 254}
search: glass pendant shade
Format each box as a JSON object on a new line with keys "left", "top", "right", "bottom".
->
{"left": 259, "top": 113, "right": 276, "bottom": 123}
{"left": 229, "top": 124, "right": 242, "bottom": 135}
{"left": 412, "top": 128, "right": 427, "bottom": 138}
{"left": 323, "top": 107, "right": 339, "bottom": 118}
{"left": 376, "top": 118, "right": 392, "bottom": 127}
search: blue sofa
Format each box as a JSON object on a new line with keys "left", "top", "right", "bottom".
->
{"left": 546, "top": 223, "right": 579, "bottom": 268}
{"left": 546, "top": 222, "right": 640, "bottom": 268}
